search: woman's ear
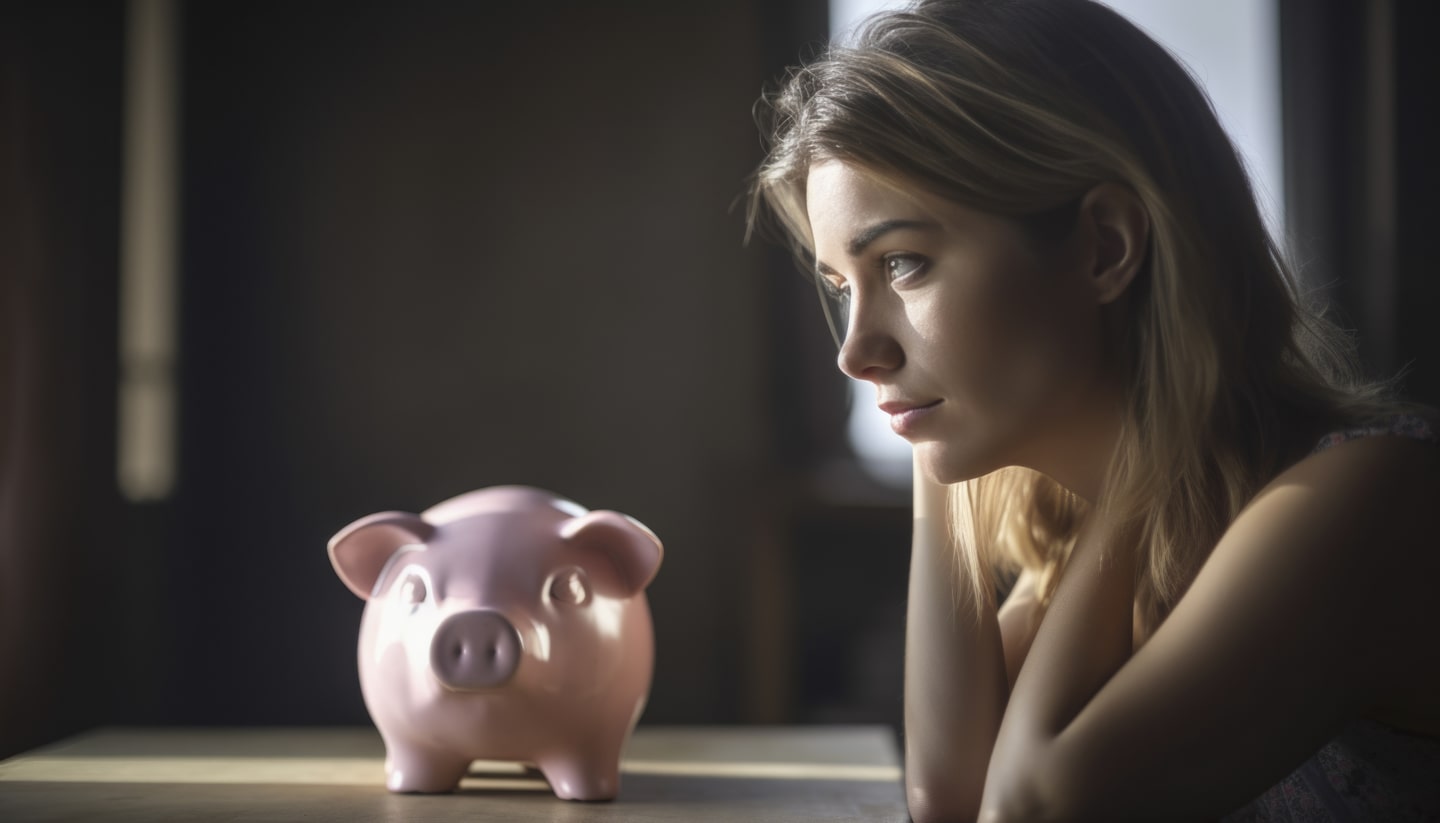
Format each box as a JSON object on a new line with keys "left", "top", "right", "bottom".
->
{"left": 1078, "top": 182, "right": 1149, "bottom": 304}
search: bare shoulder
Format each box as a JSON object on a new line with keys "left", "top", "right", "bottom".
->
{"left": 1208, "top": 433, "right": 1440, "bottom": 727}
{"left": 1218, "top": 432, "right": 1440, "bottom": 599}
{"left": 1238, "top": 433, "right": 1440, "bottom": 565}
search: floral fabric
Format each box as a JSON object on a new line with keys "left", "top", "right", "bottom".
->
{"left": 1308, "top": 414, "right": 1437, "bottom": 455}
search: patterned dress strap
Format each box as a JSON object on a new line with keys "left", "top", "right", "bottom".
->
{"left": 1311, "top": 413, "right": 1438, "bottom": 455}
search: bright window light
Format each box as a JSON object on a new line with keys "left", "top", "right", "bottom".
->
{"left": 118, "top": 0, "right": 180, "bottom": 502}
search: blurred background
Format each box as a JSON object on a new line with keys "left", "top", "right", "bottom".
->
{"left": 1, "top": 0, "right": 1436, "bottom": 760}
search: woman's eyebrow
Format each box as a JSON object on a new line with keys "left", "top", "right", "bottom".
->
{"left": 815, "top": 218, "right": 941, "bottom": 275}
{"left": 846, "top": 218, "right": 939, "bottom": 256}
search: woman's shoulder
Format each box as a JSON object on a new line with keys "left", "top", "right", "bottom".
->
{"left": 1187, "top": 412, "right": 1440, "bottom": 616}
{"left": 1200, "top": 411, "right": 1440, "bottom": 724}
{"left": 1250, "top": 413, "right": 1440, "bottom": 547}
{"left": 1199, "top": 409, "right": 1440, "bottom": 626}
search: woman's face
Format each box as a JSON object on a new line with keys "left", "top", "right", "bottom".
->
{"left": 805, "top": 160, "right": 1118, "bottom": 487}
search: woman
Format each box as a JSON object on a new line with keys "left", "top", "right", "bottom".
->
{"left": 746, "top": 1, "right": 1440, "bottom": 820}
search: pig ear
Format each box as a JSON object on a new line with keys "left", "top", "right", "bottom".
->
{"left": 328, "top": 511, "right": 434, "bottom": 600}
{"left": 560, "top": 510, "right": 663, "bottom": 597}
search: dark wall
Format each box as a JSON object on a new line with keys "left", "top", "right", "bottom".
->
{"left": 1282, "top": 0, "right": 1440, "bottom": 403}
{"left": 0, "top": 0, "right": 842, "bottom": 754}
{"left": 0, "top": 1, "right": 124, "bottom": 758}
{"left": 157, "top": 0, "right": 807, "bottom": 725}
{"left": 1391, "top": 0, "right": 1440, "bottom": 406}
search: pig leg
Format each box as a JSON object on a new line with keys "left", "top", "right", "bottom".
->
{"left": 536, "top": 745, "right": 622, "bottom": 801}
{"left": 383, "top": 744, "right": 470, "bottom": 793}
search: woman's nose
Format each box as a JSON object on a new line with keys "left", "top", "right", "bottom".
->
{"left": 836, "top": 295, "right": 903, "bottom": 381}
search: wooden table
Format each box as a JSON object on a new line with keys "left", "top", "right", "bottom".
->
{"left": 0, "top": 726, "right": 910, "bottom": 822}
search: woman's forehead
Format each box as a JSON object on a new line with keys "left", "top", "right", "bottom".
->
{"left": 809, "top": 162, "right": 929, "bottom": 220}
{"left": 805, "top": 161, "right": 973, "bottom": 244}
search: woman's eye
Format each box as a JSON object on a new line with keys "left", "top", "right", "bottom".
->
{"left": 819, "top": 276, "right": 849, "bottom": 301}
{"left": 884, "top": 254, "right": 925, "bottom": 281}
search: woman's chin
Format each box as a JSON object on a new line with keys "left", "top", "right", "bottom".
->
{"left": 916, "top": 440, "right": 992, "bottom": 486}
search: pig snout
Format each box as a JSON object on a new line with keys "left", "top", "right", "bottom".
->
{"left": 429, "top": 610, "right": 523, "bottom": 691}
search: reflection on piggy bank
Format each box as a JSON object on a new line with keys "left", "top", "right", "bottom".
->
{"left": 327, "top": 486, "right": 662, "bottom": 800}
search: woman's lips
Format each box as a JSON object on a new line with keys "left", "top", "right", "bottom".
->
{"left": 881, "top": 400, "right": 942, "bottom": 437}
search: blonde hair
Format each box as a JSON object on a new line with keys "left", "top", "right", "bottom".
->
{"left": 747, "top": 0, "right": 1419, "bottom": 629}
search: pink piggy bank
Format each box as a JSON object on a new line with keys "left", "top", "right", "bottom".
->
{"left": 327, "top": 485, "right": 662, "bottom": 800}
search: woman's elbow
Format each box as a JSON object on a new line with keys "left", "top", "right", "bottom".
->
{"left": 974, "top": 796, "right": 1047, "bottom": 823}
{"left": 906, "top": 773, "right": 982, "bottom": 823}
{"left": 974, "top": 768, "right": 1077, "bottom": 823}
{"left": 906, "top": 771, "right": 1070, "bottom": 823}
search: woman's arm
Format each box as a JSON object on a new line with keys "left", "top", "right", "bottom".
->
{"left": 979, "top": 436, "right": 1440, "bottom": 822}
{"left": 982, "top": 506, "right": 1139, "bottom": 820}
{"left": 997, "top": 569, "right": 1042, "bottom": 690}
{"left": 904, "top": 455, "right": 1010, "bottom": 823}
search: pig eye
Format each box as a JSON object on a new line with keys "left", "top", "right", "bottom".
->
{"left": 548, "top": 567, "right": 590, "bottom": 606}
{"left": 398, "top": 573, "right": 428, "bottom": 609}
